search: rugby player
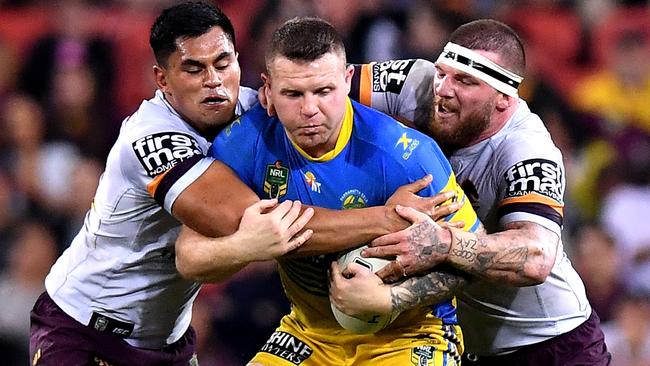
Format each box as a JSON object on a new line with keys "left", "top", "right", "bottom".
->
{"left": 28, "top": 2, "right": 445, "bottom": 364}
{"left": 332, "top": 19, "right": 611, "bottom": 365}
{"left": 203, "top": 17, "right": 480, "bottom": 366}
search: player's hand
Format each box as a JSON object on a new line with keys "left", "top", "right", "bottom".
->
{"left": 237, "top": 199, "right": 313, "bottom": 262}
{"left": 329, "top": 261, "right": 392, "bottom": 317}
{"left": 257, "top": 83, "right": 276, "bottom": 116}
{"left": 364, "top": 205, "right": 452, "bottom": 283}
{"left": 387, "top": 175, "right": 464, "bottom": 222}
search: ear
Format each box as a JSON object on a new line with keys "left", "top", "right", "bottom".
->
{"left": 344, "top": 64, "right": 354, "bottom": 93}
{"left": 153, "top": 64, "right": 168, "bottom": 93}
{"left": 496, "top": 93, "right": 515, "bottom": 112}
{"left": 261, "top": 73, "right": 275, "bottom": 116}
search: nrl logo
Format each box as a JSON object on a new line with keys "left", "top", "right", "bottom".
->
{"left": 264, "top": 161, "right": 289, "bottom": 199}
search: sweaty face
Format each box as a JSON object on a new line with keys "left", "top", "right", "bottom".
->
{"left": 266, "top": 52, "right": 352, "bottom": 158}
{"left": 155, "top": 27, "right": 241, "bottom": 138}
{"left": 430, "top": 55, "right": 501, "bottom": 152}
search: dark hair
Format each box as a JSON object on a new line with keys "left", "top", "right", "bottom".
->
{"left": 150, "top": 1, "right": 235, "bottom": 66}
{"left": 449, "top": 19, "right": 526, "bottom": 76}
{"left": 265, "top": 17, "right": 346, "bottom": 73}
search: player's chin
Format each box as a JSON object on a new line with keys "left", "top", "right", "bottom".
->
{"left": 433, "top": 111, "right": 458, "bottom": 126}
{"left": 297, "top": 135, "right": 325, "bottom": 148}
{"left": 201, "top": 100, "right": 233, "bottom": 114}
{"left": 205, "top": 105, "right": 235, "bottom": 121}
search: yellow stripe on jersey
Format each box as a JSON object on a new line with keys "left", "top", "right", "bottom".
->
{"left": 287, "top": 98, "right": 354, "bottom": 162}
{"left": 439, "top": 173, "right": 479, "bottom": 231}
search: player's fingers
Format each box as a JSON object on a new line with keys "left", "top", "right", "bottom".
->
{"left": 285, "top": 207, "right": 314, "bottom": 237}
{"left": 268, "top": 199, "right": 294, "bottom": 217}
{"left": 402, "top": 174, "right": 433, "bottom": 193}
{"left": 375, "top": 260, "right": 403, "bottom": 283}
{"left": 427, "top": 190, "right": 455, "bottom": 208}
{"left": 361, "top": 244, "right": 400, "bottom": 258}
{"left": 432, "top": 201, "right": 463, "bottom": 220}
{"left": 368, "top": 232, "right": 402, "bottom": 248}
{"left": 276, "top": 201, "right": 302, "bottom": 226}
{"left": 251, "top": 198, "right": 278, "bottom": 213}
{"left": 345, "top": 262, "right": 371, "bottom": 277}
{"left": 441, "top": 220, "right": 465, "bottom": 229}
{"left": 328, "top": 263, "right": 342, "bottom": 306}
{"left": 395, "top": 204, "right": 432, "bottom": 223}
{"left": 279, "top": 200, "right": 302, "bottom": 223}
{"left": 284, "top": 229, "right": 313, "bottom": 255}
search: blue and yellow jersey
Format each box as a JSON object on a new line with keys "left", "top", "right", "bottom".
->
{"left": 210, "top": 98, "right": 479, "bottom": 331}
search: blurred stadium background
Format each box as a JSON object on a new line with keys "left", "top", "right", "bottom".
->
{"left": 0, "top": 0, "right": 649, "bottom": 364}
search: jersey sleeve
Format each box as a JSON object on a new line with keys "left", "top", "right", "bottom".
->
{"left": 209, "top": 104, "right": 266, "bottom": 186}
{"left": 350, "top": 59, "right": 435, "bottom": 131}
{"left": 495, "top": 132, "right": 565, "bottom": 234}
{"left": 121, "top": 117, "right": 214, "bottom": 214}
{"left": 389, "top": 128, "right": 481, "bottom": 233}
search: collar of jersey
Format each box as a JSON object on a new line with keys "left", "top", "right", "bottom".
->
{"left": 288, "top": 97, "right": 353, "bottom": 162}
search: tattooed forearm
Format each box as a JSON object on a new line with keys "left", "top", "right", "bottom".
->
{"left": 447, "top": 221, "right": 559, "bottom": 286}
{"left": 472, "top": 247, "right": 528, "bottom": 272}
{"left": 400, "top": 220, "right": 453, "bottom": 275}
{"left": 409, "top": 220, "right": 450, "bottom": 255}
{"left": 390, "top": 270, "right": 468, "bottom": 313}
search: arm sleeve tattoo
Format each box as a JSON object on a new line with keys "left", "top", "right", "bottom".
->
{"left": 390, "top": 265, "right": 469, "bottom": 313}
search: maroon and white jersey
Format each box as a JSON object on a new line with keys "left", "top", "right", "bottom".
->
{"left": 450, "top": 100, "right": 590, "bottom": 355}
{"left": 45, "top": 88, "right": 258, "bottom": 348}
{"left": 356, "top": 59, "right": 591, "bottom": 356}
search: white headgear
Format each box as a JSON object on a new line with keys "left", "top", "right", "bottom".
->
{"left": 436, "top": 42, "right": 523, "bottom": 97}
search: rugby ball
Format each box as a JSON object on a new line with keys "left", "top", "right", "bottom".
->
{"left": 331, "top": 245, "right": 400, "bottom": 333}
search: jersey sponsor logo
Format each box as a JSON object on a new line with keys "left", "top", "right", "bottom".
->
{"left": 411, "top": 345, "right": 435, "bottom": 366}
{"left": 340, "top": 189, "right": 367, "bottom": 209}
{"left": 395, "top": 132, "right": 413, "bottom": 149}
{"left": 394, "top": 132, "right": 420, "bottom": 160}
{"left": 304, "top": 171, "right": 321, "bottom": 193}
{"left": 132, "top": 132, "right": 202, "bottom": 177}
{"left": 503, "top": 159, "right": 564, "bottom": 202}
{"left": 371, "top": 59, "right": 416, "bottom": 94}
{"left": 260, "top": 331, "right": 313, "bottom": 365}
{"left": 264, "top": 161, "right": 289, "bottom": 199}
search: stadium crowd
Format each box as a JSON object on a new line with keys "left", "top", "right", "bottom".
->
{"left": 0, "top": 0, "right": 649, "bottom": 364}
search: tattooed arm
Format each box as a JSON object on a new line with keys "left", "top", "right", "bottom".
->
{"left": 389, "top": 267, "right": 469, "bottom": 314}
{"left": 442, "top": 221, "right": 559, "bottom": 286}
{"left": 366, "top": 206, "right": 559, "bottom": 286}
{"left": 329, "top": 261, "right": 468, "bottom": 317}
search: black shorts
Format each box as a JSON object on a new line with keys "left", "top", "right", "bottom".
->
{"left": 462, "top": 311, "right": 611, "bottom": 366}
